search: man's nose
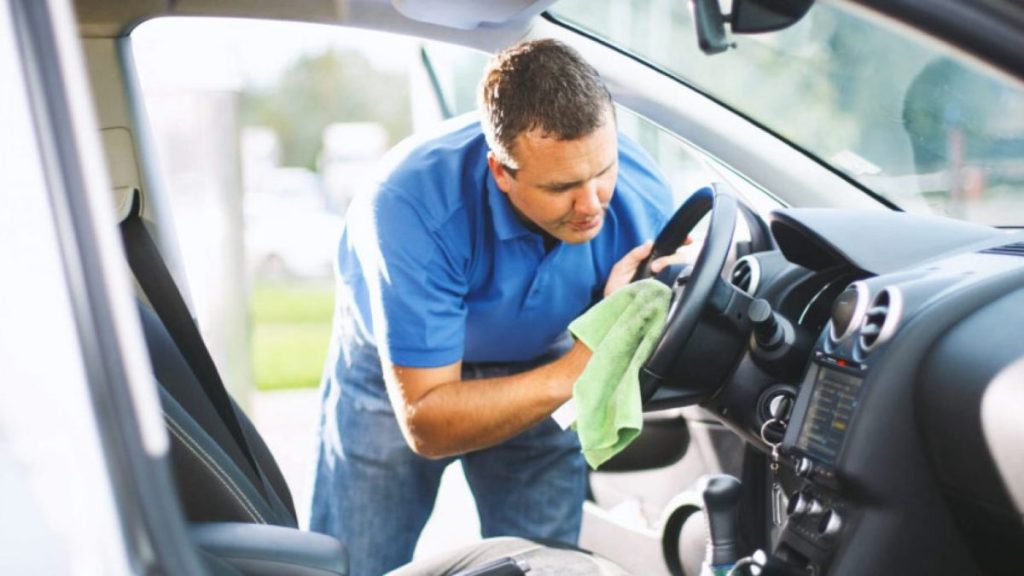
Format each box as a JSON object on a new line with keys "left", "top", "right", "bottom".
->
{"left": 574, "top": 180, "right": 603, "bottom": 216}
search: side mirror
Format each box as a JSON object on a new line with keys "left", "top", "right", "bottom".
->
{"left": 690, "top": 0, "right": 815, "bottom": 55}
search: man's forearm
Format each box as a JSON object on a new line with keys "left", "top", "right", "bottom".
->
{"left": 392, "top": 342, "right": 591, "bottom": 459}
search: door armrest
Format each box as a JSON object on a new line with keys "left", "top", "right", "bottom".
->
{"left": 190, "top": 522, "right": 348, "bottom": 576}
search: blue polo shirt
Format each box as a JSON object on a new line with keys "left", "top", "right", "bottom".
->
{"left": 337, "top": 115, "right": 672, "bottom": 368}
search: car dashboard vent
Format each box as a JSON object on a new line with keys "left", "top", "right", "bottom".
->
{"left": 859, "top": 287, "right": 901, "bottom": 353}
{"left": 981, "top": 241, "right": 1024, "bottom": 257}
{"left": 730, "top": 256, "right": 760, "bottom": 295}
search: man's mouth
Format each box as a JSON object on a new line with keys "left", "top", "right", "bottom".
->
{"left": 568, "top": 216, "right": 602, "bottom": 232}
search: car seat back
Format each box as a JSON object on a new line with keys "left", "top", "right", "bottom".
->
{"left": 119, "top": 190, "right": 296, "bottom": 527}
{"left": 137, "top": 303, "right": 297, "bottom": 526}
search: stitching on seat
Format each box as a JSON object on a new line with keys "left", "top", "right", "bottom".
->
{"left": 165, "top": 415, "right": 266, "bottom": 524}
{"left": 164, "top": 414, "right": 267, "bottom": 524}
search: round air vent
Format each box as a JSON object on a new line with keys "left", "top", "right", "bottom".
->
{"left": 859, "top": 287, "right": 902, "bottom": 353}
{"left": 729, "top": 255, "right": 760, "bottom": 295}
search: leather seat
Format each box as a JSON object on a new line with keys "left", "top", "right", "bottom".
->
{"left": 139, "top": 303, "right": 298, "bottom": 528}
{"left": 121, "top": 190, "right": 349, "bottom": 574}
{"left": 119, "top": 190, "right": 628, "bottom": 576}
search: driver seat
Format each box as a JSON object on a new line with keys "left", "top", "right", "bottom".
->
{"left": 120, "top": 190, "right": 348, "bottom": 573}
{"left": 118, "top": 190, "right": 628, "bottom": 576}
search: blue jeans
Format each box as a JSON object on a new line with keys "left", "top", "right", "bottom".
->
{"left": 309, "top": 342, "right": 586, "bottom": 576}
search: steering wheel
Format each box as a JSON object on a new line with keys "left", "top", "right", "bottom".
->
{"left": 632, "top": 183, "right": 739, "bottom": 406}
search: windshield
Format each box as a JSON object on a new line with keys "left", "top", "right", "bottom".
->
{"left": 550, "top": 0, "right": 1024, "bottom": 226}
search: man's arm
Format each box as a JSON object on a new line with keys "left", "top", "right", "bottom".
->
{"left": 385, "top": 341, "right": 592, "bottom": 459}
{"left": 383, "top": 240, "right": 688, "bottom": 459}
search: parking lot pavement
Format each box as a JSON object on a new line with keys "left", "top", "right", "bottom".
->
{"left": 251, "top": 388, "right": 481, "bottom": 559}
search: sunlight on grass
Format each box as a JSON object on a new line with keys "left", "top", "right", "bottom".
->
{"left": 251, "top": 282, "right": 334, "bottom": 391}
{"left": 252, "top": 282, "right": 335, "bottom": 324}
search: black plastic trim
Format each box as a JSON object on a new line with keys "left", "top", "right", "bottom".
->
{"left": 852, "top": 0, "right": 1024, "bottom": 82}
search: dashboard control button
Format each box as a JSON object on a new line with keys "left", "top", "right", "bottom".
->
{"left": 786, "top": 491, "right": 811, "bottom": 517}
{"left": 818, "top": 510, "right": 843, "bottom": 537}
{"left": 796, "top": 457, "right": 813, "bottom": 477}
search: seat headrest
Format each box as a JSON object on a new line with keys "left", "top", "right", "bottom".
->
{"left": 101, "top": 127, "right": 142, "bottom": 223}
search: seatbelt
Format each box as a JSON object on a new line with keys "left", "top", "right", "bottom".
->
{"left": 119, "top": 191, "right": 271, "bottom": 501}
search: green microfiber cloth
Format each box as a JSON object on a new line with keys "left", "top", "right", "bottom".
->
{"left": 568, "top": 278, "right": 671, "bottom": 469}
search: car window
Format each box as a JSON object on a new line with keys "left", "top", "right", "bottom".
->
{"left": 424, "top": 48, "right": 780, "bottom": 216}
{"left": 420, "top": 43, "right": 489, "bottom": 119}
{"left": 550, "top": 0, "right": 1024, "bottom": 226}
{"left": 617, "top": 107, "right": 779, "bottom": 213}
{"left": 131, "top": 18, "right": 431, "bottom": 404}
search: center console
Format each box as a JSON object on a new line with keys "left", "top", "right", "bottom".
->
{"left": 788, "top": 356, "right": 865, "bottom": 481}
{"left": 774, "top": 352, "right": 868, "bottom": 570}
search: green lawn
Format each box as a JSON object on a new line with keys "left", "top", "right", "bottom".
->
{"left": 251, "top": 281, "right": 334, "bottom": 391}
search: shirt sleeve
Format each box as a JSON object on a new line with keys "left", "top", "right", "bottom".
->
{"left": 355, "top": 186, "right": 468, "bottom": 368}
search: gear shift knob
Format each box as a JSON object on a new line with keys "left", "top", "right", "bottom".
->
{"left": 701, "top": 474, "right": 742, "bottom": 573}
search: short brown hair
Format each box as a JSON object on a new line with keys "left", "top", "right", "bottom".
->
{"left": 479, "top": 39, "right": 614, "bottom": 171}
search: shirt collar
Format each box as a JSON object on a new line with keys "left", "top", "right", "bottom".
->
{"left": 487, "top": 171, "right": 535, "bottom": 241}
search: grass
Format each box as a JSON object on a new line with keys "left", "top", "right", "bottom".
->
{"left": 251, "top": 281, "right": 334, "bottom": 391}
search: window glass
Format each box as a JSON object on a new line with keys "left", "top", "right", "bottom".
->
{"left": 551, "top": 0, "right": 1024, "bottom": 226}
{"left": 416, "top": 45, "right": 771, "bottom": 216}
{"left": 420, "top": 44, "right": 489, "bottom": 118}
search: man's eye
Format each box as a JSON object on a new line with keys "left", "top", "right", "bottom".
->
{"left": 541, "top": 184, "right": 574, "bottom": 193}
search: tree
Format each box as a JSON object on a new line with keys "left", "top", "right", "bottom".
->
{"left": 241, "top": 49, "right": 412, "bottom": 170}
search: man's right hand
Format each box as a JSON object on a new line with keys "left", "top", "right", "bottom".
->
{"left": 603, "top": 241, "right": 654, "bottom": 297}
{"left": 603, "top": 237, "right": 695, "bottom": 297}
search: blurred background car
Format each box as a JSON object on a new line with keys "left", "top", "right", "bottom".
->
{"left": 244, "top": 166, "right": 343, "bottom": 281}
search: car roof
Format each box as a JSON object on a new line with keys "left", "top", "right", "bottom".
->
{"left": 74, "top": 0, "right": 553, "bottom": 53}
{"left": 72, "top": 0, "right": 1024, "bottom": 82}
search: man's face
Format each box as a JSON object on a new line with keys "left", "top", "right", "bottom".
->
{"left": 489, "top": 110, "right": 618, "bottom": 245}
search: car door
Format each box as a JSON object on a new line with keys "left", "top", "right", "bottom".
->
{"left": 1, "top": 0, "right": 207, "bottom": 573}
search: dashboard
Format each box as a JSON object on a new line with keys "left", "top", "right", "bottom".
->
{"left": 717, "top": 208, "right": 1024, "bottom": 575}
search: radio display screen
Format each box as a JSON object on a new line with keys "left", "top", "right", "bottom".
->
{"left": 795, "top": 366, "right": 864, "bottom": 465}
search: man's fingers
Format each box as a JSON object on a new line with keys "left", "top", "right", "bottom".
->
{"left": 649, "top": 255, "right": 674, "bottom": 273}
{"left": 626, "top": 239, "right": 654, "bottom": 263}
{"left": 649, "top": 238, "right": 699, "bottom": 273}
{"left": 604, "top": 240, "right": 655, "bottom": 297}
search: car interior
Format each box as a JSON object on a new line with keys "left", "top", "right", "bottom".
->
{"left": 41, "top": 0, "right": 1024, "bottom": 574}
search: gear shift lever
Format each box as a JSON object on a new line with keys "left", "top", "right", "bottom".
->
{"left": 700, "top": 474, "right": 742, "bottom": 576}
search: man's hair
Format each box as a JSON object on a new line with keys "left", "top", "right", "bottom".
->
{"left": 479, "top": 38, "right": 614, "bottom": 172}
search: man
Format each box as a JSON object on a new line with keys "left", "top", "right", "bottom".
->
{"left": 310, "top": 38, "right": 676, "bottom": 576}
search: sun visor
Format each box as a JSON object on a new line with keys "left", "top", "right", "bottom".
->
{"left": 390, "top": 0, "right": 555, "bottom": 30}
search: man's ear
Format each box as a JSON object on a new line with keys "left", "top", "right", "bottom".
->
{"left": 487, "top": 152, "right": 513, "bottom": 194}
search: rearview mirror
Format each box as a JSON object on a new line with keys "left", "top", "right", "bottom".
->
{"left": 690, "top": 0, "right": 815, "bottom": 55}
